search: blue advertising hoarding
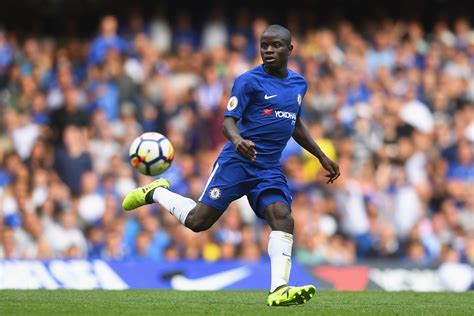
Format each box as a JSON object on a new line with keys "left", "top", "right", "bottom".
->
{"left": 0, "top": 259, "right": 317, "bottom": 290}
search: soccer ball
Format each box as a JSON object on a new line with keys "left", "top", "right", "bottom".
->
{"left": 128, "top": 132, "right": 174, "bottom": 176}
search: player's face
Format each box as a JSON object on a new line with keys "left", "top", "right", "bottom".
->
{"left": 260, "top": 32, "right": 292, "bottom": 69}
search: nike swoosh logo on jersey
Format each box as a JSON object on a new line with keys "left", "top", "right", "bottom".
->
{"left": 264, "top": 94, "right": 278, "bottom": 100}
{"left": 170, "top": 266, "right": 251, "bottom": 290}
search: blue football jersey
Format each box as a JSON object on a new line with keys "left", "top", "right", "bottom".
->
{"left": 220, "top": 64, "right": 307, "bottom": 167}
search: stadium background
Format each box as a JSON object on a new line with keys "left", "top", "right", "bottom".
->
{"left": 0, "top": 0, "right": 473, "bottom": 291}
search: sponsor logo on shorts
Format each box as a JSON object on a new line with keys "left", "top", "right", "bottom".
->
{"left": 209, "top": 187, "right": 221, "bottom": 200}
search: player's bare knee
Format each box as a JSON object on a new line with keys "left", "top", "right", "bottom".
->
{"left": 188, "top": 223, "right": 206, "bottom": 233}
{"left": 188, "top": 224, "right": 204, "bottom": 233}
{"left": 185, "top": 217, "right": 212, "bottom": 233}
{"left": 185, "top": 203, "right": 221, "bottom": 233}
{"left": 185, "top": 217, "right": 200, "bottom": 232}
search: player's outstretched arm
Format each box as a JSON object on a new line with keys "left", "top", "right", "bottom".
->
{"left": 222, "top": 117, "right": 257, "bottom": 161}
{"left": 292, "top": 117, "right": 340, "bottom": 183}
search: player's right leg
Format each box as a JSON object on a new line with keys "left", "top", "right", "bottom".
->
{"left": 183, "top": 203, "right": 223, "bottom": 232}
{"left": 122, "top": 158, "right": 247, "bottom": 232}
{"left": 122, "top": 178, "right": 222, "bottom": 232}
{"left": 122, "top": 178, "right": 171, "bottom": 211}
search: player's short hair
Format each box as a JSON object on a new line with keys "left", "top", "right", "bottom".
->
{"left": 262, "top": 24, "right": 292, "bottom": 46}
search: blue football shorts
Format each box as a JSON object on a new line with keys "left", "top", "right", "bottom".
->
{"left": 198, "top": 157, "right": 292, "bottom": 218}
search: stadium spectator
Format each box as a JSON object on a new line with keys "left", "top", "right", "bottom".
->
{"left": 88, "top": 15, "right": 128, "bottom": 65}
{"left": 49, "top": 87, "right": 88, "bottom": 145}
{"left": 53, "top": 125, "right": 93, "bottom": 195}
{"left": 0, "top": 28, "right": 13, "bottom": 86}
{"left": 44, "top": 211, "right": 87, "bottom": 258}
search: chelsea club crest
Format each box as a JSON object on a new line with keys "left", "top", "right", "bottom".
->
{"left": 209, "top": 187, "right": 222, "bottom": 200}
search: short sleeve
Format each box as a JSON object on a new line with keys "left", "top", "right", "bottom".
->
{"left": 303, "top": 80, "right": 308, "bottom": 98}
{"left": 224, "top": 75, "right": 251, "bottom": 119}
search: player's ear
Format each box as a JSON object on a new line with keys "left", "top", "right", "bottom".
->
{"left": 288, "top": 44, "right": 293, "bottom": 56}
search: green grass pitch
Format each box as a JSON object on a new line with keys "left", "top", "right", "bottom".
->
{"left": 1, "top": 290, "right": 473, "bottom": 315}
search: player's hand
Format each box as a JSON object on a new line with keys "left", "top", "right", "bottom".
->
{"left": 234, "top": 139, "right": 257, "bottom": 161}
{"left": 319, "top": 156, "right": 340, "bottom": 184}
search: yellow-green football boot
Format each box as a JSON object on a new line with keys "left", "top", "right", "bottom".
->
{"left": 267, "top": 285, "right": 316, "bottom": 307}
{"left": 122, "top": 178, "right": 170, "bottom": 211}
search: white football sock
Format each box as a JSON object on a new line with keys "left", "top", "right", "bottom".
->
{"left": 153, "top": 187, "right": 196, "bottom": 225}
{"left": 268, "top": 230, "right": 293, "bottom": 292}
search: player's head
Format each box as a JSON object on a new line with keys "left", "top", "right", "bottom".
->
{"left": 260, "top": 25, "right": 293, "bottom": 70}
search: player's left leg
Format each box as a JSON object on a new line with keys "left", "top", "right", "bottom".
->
{"left": 263, "top": 201, "right": 316, "bottom": 306}
{"left": 264, "top": 201, "right": 294, "bottom": 290}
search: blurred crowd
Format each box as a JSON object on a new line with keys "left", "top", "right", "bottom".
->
{"left": 0, "top": 9, "right": 473, "bottom": 267}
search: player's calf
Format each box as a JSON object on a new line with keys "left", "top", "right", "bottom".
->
{"left": 264, "top": 202, "right": 294, "bottom": 234}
